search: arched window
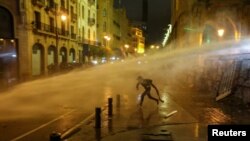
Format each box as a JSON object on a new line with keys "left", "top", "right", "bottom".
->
{"left": 0, "top": 6, "right": 14, "bottom": 38}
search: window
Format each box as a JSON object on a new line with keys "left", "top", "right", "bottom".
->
{"left": 82, "top": 27, "right": 85, "bottom": 39}
{"left": 61, "top": 22, "right": 65, "bottom": 35}
{"left": 93, "top": 31, "right": 95, "bottom": 40}
{"left": 88, "top": 29, "right": 90, "bottom": 39}
{"left": 71, "top": 6, "right": 74, "bottom": 15}
{"left": 48, "top": 0, "right": 55, "bottom": 8}
{"left": 49, "top": 17, "right": 54, "bottom": 32}
{"left": 82, "top": 6, "right": 84, "bottom": 19}
{"left": 71, "top": 26, "right": 74, "bottom": 34}
{"left": 103, "top": 9, "right": 106, "bottom": 17}
{"left": 34, "top": 11, "right": 41, "bottom": 29}
{"left": 103, "top": 22, "right": 106, "bottom": 32}
{"left": 61, "top": 0, "right": 65, "bottom": 8}
{"left": 88, "top": 10, "right": 90, "bottom": 18}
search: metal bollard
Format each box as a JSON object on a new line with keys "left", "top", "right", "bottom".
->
{"left": 116, "top": 94, "right": 120, "bottom": 108}
{"left": 95, "top": 107, "right": 101, "bottom": 128}
{"left": 50, "top": 132, "right": 61, "bottom": 141}
{"left": 108, "top": 98, "right": 113, "bottom": 116}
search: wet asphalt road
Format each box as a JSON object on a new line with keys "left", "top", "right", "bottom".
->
{"left": 0, "top": 86, "right": 250, "bottom": 141}
{"left": 0, "top": 107, "right": 91, "bottom": 141}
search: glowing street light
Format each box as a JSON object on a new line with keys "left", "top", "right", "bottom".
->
{"left": 104, "top": 35, "right": 111, "bottom": 48}
{"left": 124, "top": 44, "right": 130, "bottom": 57}
{"left": 104, "top": 35, "right": 111, "bottom": 41}
{"left": 124, "top": 44, "right": 129, "bottom": 49}
{"left": 103, "top": 36, "right": 111, "bottom": 57}
{"left": 60, "top": 14, "right": 67, "bottom": 21}
{"left": 217, "top": 29, "right": 224, "bottom": 37}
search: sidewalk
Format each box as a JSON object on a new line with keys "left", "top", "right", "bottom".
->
{"left": 66, "top": 93, "right": 208, "bottom": 141}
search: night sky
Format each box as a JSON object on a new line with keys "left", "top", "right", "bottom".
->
{"left": 115, "top": 0, "right": 172, "bottom": 45}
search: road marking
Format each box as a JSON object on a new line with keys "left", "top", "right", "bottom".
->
{"left": 10, "top": 110, "right": 75, "bottom": 141}
{"left": 164, "top": 110, "right": 178, "bottom": 118}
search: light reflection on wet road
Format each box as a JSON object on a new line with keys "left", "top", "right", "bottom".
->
{"left": 203, "top": 108, "right": 232, "bottom": 123}
{"left": 166, "top": 86, "right": 250, "bottom": 125}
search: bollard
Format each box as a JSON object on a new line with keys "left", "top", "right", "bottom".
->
{"left": 50, "top": 132, "right": 61, "bottom": 141}
{"left": 108, "top": 98, "right": 113, "bottom": 116}
{"left": 95, "top": 107, "right": 101, "bottom": 128}
{"left": 116, "top": 94, "right": 120, "bottom": 108}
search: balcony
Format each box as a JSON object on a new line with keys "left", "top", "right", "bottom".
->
{"left": 88, "top": 18, "right": 95, "bottom": 26}
{"left": 60, "top": 6, "right": 68, "bottom": 14}
{"left": 32, "top": 0, "right": 46, "bottom": 7}
{"left": 58, "top": 29, "right": 69, "bottom": 36}
{"left": 44, "top": 1, "right": 56, "bottom": 13}
{"left": 88, "top": 0, "right": 95, "bottom": 6}
{"left": 32, "top": 21, "right": 69, "bottom": 37}
{"left": 71, "top": 33, "right": 76, "bottom": 39}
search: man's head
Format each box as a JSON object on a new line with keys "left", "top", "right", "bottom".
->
{"left": 137, "top": 76, "right": 143, "bottom": 81}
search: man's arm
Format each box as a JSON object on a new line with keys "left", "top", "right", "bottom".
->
{"left": 136, "top": 82, "right": 140, "bottom": 90}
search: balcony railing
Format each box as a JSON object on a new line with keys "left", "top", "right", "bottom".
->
{"left": 88, "top": 18, "right": 95, "bottom": 26}
{"left": 57, "top": 28, "right": 69, "bottom": 36}
{"left": 45, "top": 0, "right": 57, "bottom": 11}
{"left": 32, "top": 21, "right": 69, "bottom": 37}
{"left": 81, "top": 39, "right": 100, "bottom": 46}
{"left": 32, "top": 0, "right": 46, "bottom": 7}
{"left": 60, "top": 6, "right": 68, "bottom": 14}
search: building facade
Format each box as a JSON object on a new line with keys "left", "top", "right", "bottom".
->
{"left": 0, "top": 0, "right": 134, "bottom": 87}
{"left": 0, "top": 0, "right": 19, "bottom": 87}
{"left": 170, "top": 0, "right": 250, "bottom": 48}
{"left": 0, "top": 0, "right": 98, "bottom": 86}
{"left": 78, "top": 0, "right": 98, "bottom": 63}
{"left": 130, "top": 27, "right": 145, "bottom": 55}
{"left": 97, "top": 0, "right": 131, "bottom": 60}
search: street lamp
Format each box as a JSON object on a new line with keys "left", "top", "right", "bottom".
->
{"left": 55, "top": 6, "right": 67, "bottom": 64}
{"left": 124, "top": 44, "right": 129, "bottom": 49}
{"left": 217, "top": 29, "right": 224, "bottom": 37}
{"left": 103, "top": 35, "right": 111, "bottom": 58}
{"left": 104, "top": 35, "right": 111, "bottom": 48}
{"left": 60, "top": 14, "right": 67, "bottom": 21}
{"left": 104, "top": 35, "right": 111, "bottom": 41}
{"left": 124, "top": 44, "right": 129, "bottom": 57}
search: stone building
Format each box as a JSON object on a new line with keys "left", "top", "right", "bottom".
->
{"left": 170, "top": 0, "right": 250, "bottom": 48}
{"left": 97, "top": 0, "right": 131, "bottom": 60}
{"left": 130, "top": 27, "right": 145, "bottom": 55}
{"left": 0, "top": 0, "right": 98, "bottom": 86}
{"left": 0, "top": 0, "right": 133, "bottom": 88}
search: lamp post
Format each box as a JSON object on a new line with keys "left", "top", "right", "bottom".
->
{"left": 103, "top": 35, "right": 111, "bottom": 57}
{"left": 124, "top": 44, "right": 129, "bottom": 57}
{"left": 104, "top": 35, "right": 111, "bottom": 48}
{"left": 55, "top": 5, "right": 67, "bottom": 65}
{"left": 217, "top": 29, "right": 224, "bottom": 44}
